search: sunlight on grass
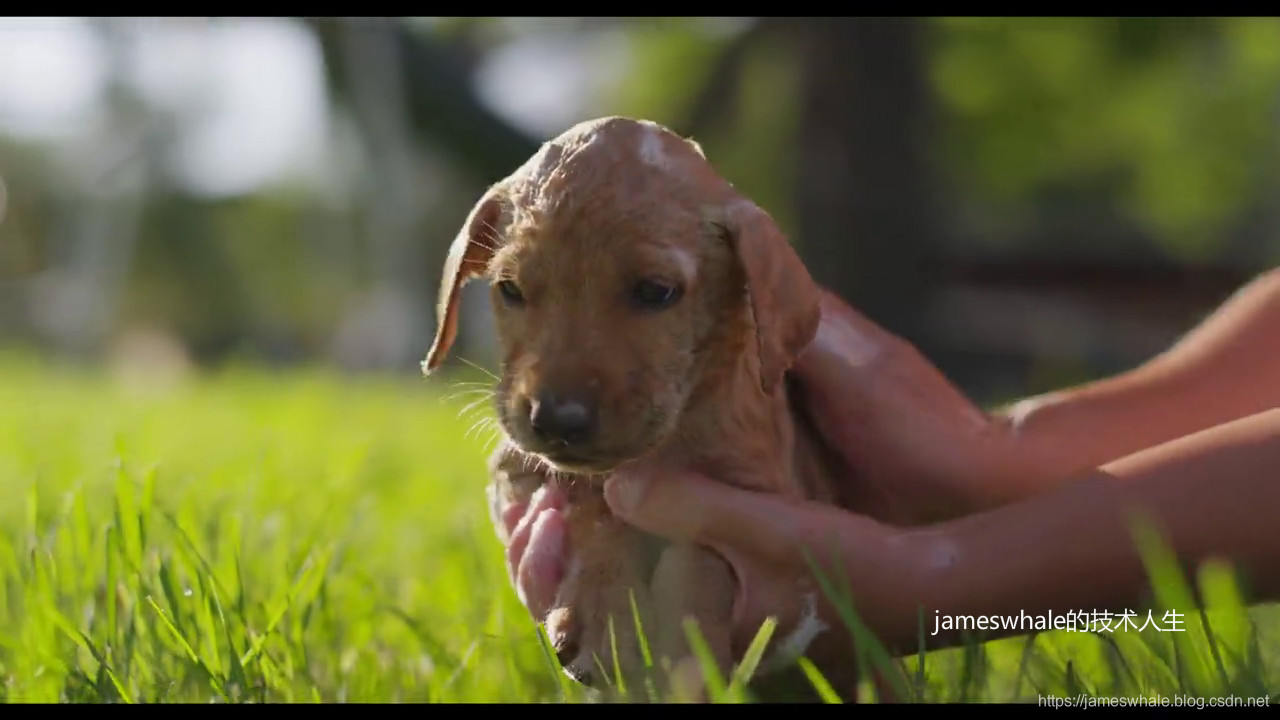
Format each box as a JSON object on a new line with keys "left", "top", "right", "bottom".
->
{"left": 0, "top": 353, "right": 1276, "bottom": 703}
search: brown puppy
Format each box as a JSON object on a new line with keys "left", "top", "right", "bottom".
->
{"left": 425, "top": 117, "right": 873, "bottom": 700}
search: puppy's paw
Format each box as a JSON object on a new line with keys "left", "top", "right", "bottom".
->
{"left": 543, "top": 518, "right": 659, "bottom": 695}
{"left": 544, "top": 605, "right": 588, "bottom": 681}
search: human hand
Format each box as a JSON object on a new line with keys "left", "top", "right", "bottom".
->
{"left": 792, "top": 289, "right": 1032, "bottom": 520}
{"left": 600, "top": 466, "right": 932, "bottom": 687}
{"left": 492, "top": 466, "right": 931, "bottom": 681}
{"left": 493, "top": 483, "right": 570, "bottom": 621}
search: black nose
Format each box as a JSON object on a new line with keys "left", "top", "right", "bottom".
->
{"left": 529, "top": 392, "right": 596, "bottom": 445}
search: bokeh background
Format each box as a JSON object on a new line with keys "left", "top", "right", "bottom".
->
{"left": 4, "top": 16, "right": 1280, "bottom": 403}
{"left": 4, "top": 17, "right": 1280, "bottom": 704}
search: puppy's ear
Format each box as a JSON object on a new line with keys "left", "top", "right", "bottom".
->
{"left": 422, "top": 186, "right": 507, "bottom": 375}
{"left": 718, "top": 200, "right": 821, "bottom": 394}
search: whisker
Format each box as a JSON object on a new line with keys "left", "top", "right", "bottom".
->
{"left": 443, "top": 387, "right": 493, "bottom": 405}
{"left": 444, "top": 386, "right": 491, "bottom": 404}
{"left": 482, "top": 424, "right": 506, "bottom": 453}
{"left": 536, "top": 456, "right": 569, "bottom": 487}
{"left": 535, "top": 455, "right": 552, "bottom": 481}
{"left": 468, "top": 415, "right": 503, "bottom": 454}
{"left": 456, "top": 357, "right": 500, "bottom": 382}
{"left": 444, "top": 382, "right": 493, "bottom": 400}
{"left": 456, "top": 393, "right": 496, "bottom": 422}
{"left": 476, "top": 219, "right": 504, "bottom": 246}
{"left": 464, "top": 415, "right": 496, "bottom": 442}
{"left": 464, "top": 414, "right": 497, "bottom": 441}
{"left": 525, "top": 452, "right": 550, "bottom": 481}
{"left": 467, "top": 234, "right": 502, "bottom": 257}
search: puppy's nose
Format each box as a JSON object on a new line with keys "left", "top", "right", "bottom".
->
{"left": 529, "top": 392, "right": 596, "bottom": 445}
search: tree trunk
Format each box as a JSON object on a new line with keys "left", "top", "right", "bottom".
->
{"left": 794, "top": 18, "right": 951, "bottom": 364}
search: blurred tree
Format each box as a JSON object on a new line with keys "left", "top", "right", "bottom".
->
{"left": 307, "top": 18, "right": 541, "bottom": 187}
{"left": 27, "top": 18, "right": 160, "bottom": 359}
{"left": 931, "top": 17, "right": 1280, "bottom": 264}
{"left": 306, "top": 17, "right": 546, "bottom": 370}
{"left": 5, "top": 16, "right": 1280, "bottom": 395}
{"left": 793, "top": 17, "right": 948, "bottom": 356}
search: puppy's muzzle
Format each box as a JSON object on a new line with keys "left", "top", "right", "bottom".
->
{"left": 528, "top": 391, "right": 597, "bottom": 446}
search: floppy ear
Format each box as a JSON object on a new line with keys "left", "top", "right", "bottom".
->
{"left": 719, "top": 200, "right": 821, "bottom": 395}
{"left": 422, "top": 187, "right": 508, "bottom": 375}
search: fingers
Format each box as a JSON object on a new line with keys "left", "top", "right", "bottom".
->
{"left": 515, "top": 507, "right": 567, "bottom": 619}
{"left": 503, "top": 484, "right": 569, "bottom": 620}
{"left": 603, "top": 467, "right": 916, "bottom": 676}
{"left": 603, "top": 469, "right": 839, "bottom": 569}
{"left": 504, "top": 484, "right": 565, "bottom": 586}
{"left": 500, "top": 502, "right": 526, "bottom": 541}
{"left": 807, "top": 294, "right": 894, "bottom": 369}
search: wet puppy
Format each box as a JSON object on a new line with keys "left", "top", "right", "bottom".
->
{"left": 424, "top": 117, "right": 854, "bottom": 700}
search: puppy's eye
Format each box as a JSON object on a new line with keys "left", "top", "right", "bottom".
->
{"left": 496, "top": 280, "right": 524, "bottom": 306}
{"left": 632, "top": 279, "right": 682, "bottom": 310}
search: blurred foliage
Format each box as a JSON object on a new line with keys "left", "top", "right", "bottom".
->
{"left": 600, "top": 16, "right": 1280, "bottom": 261}
{"left": 0, "top": 138, "right": 57, "bottom": 279}
{"left": 602, "top": 19, "right": 730, "bottom": 122}
{"left": 704, "top": 32, "right": 803, "bottom": 236}
{"left": 603, "top": 19, "right": 801, "bottom": 234}
{"left": 121, "top": 192, "right": 352, "bottom": 360}
{"left": 4, "top": 17, "right": 1280, "bottom": 378}
{"left": 931, "top": 17, "right": 1280, "bottom": 260}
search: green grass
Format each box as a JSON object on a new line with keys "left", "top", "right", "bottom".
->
{"left": 0, "top": 353, "right": 1277, "bottom": 703}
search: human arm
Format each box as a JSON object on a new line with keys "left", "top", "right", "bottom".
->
{"left": 917, "top": 407, "right": 1280, "bottom": 649}
{"left": 993, "top": 267, "right": 1280, "bottom": 486}
{"left": 793, "top": 268, "right": 1280, "bottom": 515}
{"left": 600, "top": 407, "right": 1280, "bottom": 656}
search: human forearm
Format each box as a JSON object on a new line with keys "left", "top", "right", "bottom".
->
{"left": 998, "top": 268, "right": 1280, "bottom": 480}
{"left": 902, "top": 408, "right": 1280, "bottom": 653}
{"left": 794, "top": 290, "right": 1033, "bottom": 517}
{"left": 797, "top": 270, "right": 1280, "bottom": 516}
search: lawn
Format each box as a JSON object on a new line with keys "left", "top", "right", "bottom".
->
{"left": 0, "top": 353, "right": 1276, "bottom": 704}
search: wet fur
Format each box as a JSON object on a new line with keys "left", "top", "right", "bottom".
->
{"left": 427, "top": 117, "right": 882, "bottom": 701}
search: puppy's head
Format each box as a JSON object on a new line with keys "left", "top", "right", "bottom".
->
{"left": 424, "top": 117, "right": 820, "bottom": 473}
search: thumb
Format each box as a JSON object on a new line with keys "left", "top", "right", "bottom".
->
{"left": 602, "top": 468, "right": 722, "bottom": 543}
{"left": 602, "top": 468, "right": 812, "bottom": 567}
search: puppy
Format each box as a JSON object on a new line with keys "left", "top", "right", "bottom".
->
{"left": 424, "top": 117, "right": 873, "bottom": 700}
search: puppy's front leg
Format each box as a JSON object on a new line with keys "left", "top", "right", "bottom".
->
{"left": 545, "top": 486, "right": 660, "bottom": 696}
{"left": 649, "top": 543, "right": 736, "bottom": 701}
{"left": 490, "top": 441, "right": 660, "bottom": 696}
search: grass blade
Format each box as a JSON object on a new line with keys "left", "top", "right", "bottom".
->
{"left": 727, "top": 615, "right": 777, "bottom": 699}
{"left": 681, "top": 618, "right": 728, "bottom": 702}
{"left": 796, "top": 657, "right": 842, "bottom": 703}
